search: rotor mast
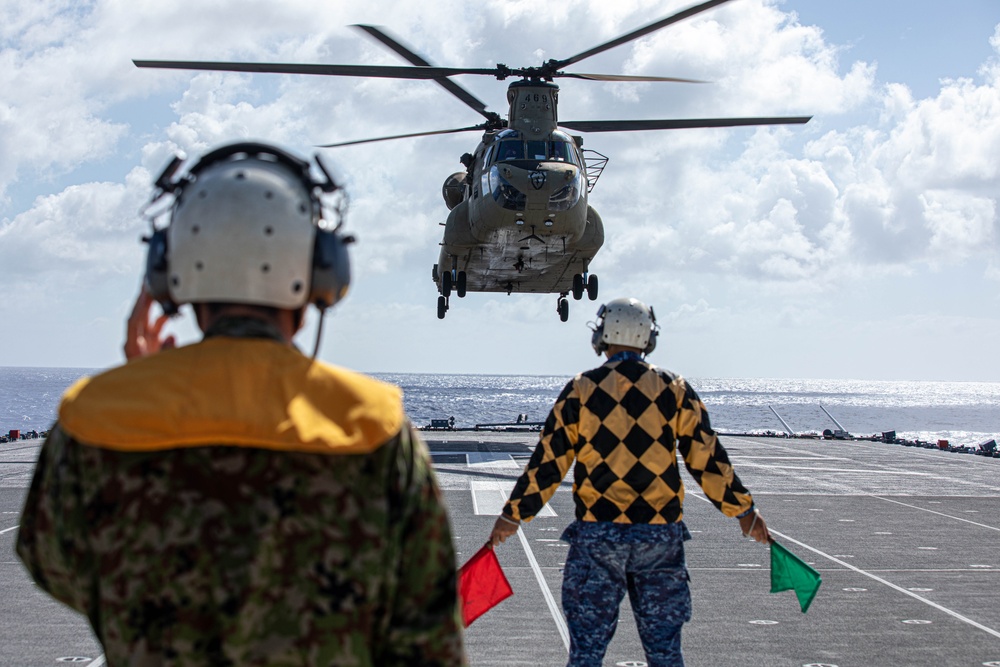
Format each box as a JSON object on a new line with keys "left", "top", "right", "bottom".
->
{"left": 505, "top": 80, "right": 559, "bottom": 138}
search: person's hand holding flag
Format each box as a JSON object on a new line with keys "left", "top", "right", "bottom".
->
{"left": 489, "top": 513, "right": 520, "bottom": 547}
{"left": 739, "top": 507, "right": 771, "bottom": 543}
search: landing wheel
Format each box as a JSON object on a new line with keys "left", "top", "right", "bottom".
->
{"left": 456, "top": 271, "right": 467, "bottom": 298}
{"left": 557, "top": 297, "right": 569, "bottom": 322}
{"left": 437, "top": 296, "right": 448, "bottom": 319}
{"left": 587, "top": 274, "right": 599, "bottom": 301}
{"left": 442, "top": 271, "right": 452, "bottom": 297}
{"left": 571, "top": 274, "right": 584, "bottom": 300}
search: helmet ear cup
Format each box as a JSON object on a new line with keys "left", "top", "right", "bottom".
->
{"left": 644, "top": 305, "right": 659, "bottom": 355}
{"left": 144, "top": 229, "right": 178, "bottom": 315}
{"left": 591, "top": 322, "right": 607, "bottom": 355}
{"left": 310, "top": 229, "right": 352, "bottom": 309}
{"left": 644, "top": 329, "right": 657, "bottom": 355}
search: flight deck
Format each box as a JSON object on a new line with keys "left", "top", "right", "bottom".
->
{"left": 2, "top": 433, "right": 999, "bottom": 666}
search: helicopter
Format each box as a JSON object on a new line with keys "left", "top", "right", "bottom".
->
{"left": 134, "top": 0, "right": 810, "bottom": 321}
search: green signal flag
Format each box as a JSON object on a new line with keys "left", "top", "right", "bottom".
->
{"left": 770, "top": 540, "right": 822, "bottom": 613}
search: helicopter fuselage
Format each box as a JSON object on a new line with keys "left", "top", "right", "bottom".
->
{"left": 434, "top": 81, "right": 604, "bottom": 308}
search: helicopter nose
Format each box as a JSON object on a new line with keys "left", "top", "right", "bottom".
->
{"left": 501, "top": 162, "right": 578, "bottom": 194}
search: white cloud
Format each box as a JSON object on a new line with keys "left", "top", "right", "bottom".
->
{"left": 0, "top": 167, "right": 147, "bottom": 278}
{"left": 921, "top": 189, "right": 997, "bottom": 261}
{"left": 2, "top": 0, "right": 1000, "bottom": 379}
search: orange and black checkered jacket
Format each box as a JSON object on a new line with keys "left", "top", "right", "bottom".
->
{"left": 504, "top": 357, "right": 754, "bottom": 524}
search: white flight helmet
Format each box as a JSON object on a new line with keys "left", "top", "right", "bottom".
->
{"left": 144, "top": 141, "right": 351, "bottom": 315}
{"left": 591, "top": 297, "right": 659, "bottom": 355}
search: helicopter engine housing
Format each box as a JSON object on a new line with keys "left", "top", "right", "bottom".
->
{"left": 577, "top": 205, "right": 605, "bottom": 252}
{"left": 442, "top": 201, "right": 479, "bottom": 248}
{"left": 442, "top": 172, "right": 468, "bottom": 210}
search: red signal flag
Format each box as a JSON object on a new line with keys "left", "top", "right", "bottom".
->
{"left": 458, "top": 543, "right": 513, "bottom": 626}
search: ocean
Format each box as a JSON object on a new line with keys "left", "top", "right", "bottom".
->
{"left": 1, "top": 367, "right": 998, "bottom": 445}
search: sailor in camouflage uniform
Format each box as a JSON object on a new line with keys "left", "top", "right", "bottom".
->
{"left": 17, "top": 142, "right": 466, "bottom": 666}
{"left": 490, "top": 297, "right": 770, "bottom": 667}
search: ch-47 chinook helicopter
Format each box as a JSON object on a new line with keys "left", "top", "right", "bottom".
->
{"left": 134, "top": 0, "right": 810, "bottom": 321}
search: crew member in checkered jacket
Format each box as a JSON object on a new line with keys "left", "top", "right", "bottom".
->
{"left": 489, "top": 297, "right": 770, "bottom": 667}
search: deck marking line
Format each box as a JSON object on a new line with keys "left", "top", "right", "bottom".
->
{"left": 470, "top": 481, "right": 556, "bottom": 517}
{"left": 516, "top": 526, "right": 570, "bottom": 652}
{"left": 89, "top": 657, "right": 106, "bottom": 666}
{"left": 870, "top": 496, "right": 1000, "bottom": 533}
{"left": 686, "top": 493, "right": 1000, "bottom": 640}
{"left": 769, "top": 528, "right": 1000, "bottom": 641}
{"left": 470, "top": 485, "right": 481, "bottom": 515}
{"left": 722, "top": 437, "right": 1000, "bottom": 492}
{"left": 730, "top": 463, "right": 929, "bottom": 475}
{"left": 729, "top": 456, "right": 852, "bottom": 461}
{"left": 0, "top": 525, "right": 18, "bottom": 536}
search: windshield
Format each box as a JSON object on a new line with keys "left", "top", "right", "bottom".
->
{"left": 548, "top": 140, "right": 578, "bottom": 164}
{"left": 495, "top": 133, "right": 579, "bottom": 165}
{"left": 497, "top": 140, "right": 524, "bottom": 161}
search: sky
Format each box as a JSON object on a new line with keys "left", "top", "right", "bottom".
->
{"left": 2, "top": 0, "right": 999, "bottom": 381}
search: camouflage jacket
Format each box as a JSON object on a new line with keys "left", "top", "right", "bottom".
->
{"left": 504, "top": 356, "right": 754, "bottom": 524}
{"left": 17, "top": 333, "right": 466, "bottom": 666}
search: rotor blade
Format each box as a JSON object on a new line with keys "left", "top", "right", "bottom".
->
{"left": 317, "top": 124, "right": 486, "bottom": 148}
{"left": 559, "top": 116, "right": 812, "bottom": 132}
{"left": 133, "top": 59, "right": 498, "bottom": 80}
{"left": 562, "top": 73, "right": 706, "bottom": 83}
{"left": 353, "top": 24, "right": 494, "bottom": 121}
{"left": 554, "top": 0, "right": 736, "bottom": 69}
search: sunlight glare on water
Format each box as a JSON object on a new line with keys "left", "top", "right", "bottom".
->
{"left": 1, "top": 368, "right": 997, "bottom": 445}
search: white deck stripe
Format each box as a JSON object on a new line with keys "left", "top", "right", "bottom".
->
{"left": 0, "top": 525, "right": 18, "bottom": 536}
{"left": 470, "top": 481, "right": 557, "bottom": 517}
{"left": 730, "top": 464, "right": 930, "bottom": 475}
{"left": 725, "top": 436, "right": 1000, "bottom": 492}
{"left": 687, "top": 492, "right": 1000, "bottom": 640}
{"left": 730, "top": 456, "right": 852, "bottom": 461}
{"left": 769, "top": 528, "right": 1000, "bottom": 640}
{"left": 516, "top": 526, "right": 570, "bottom": 652}
{"left": 870, "top": 496, "right": 1000, "bottom": 532}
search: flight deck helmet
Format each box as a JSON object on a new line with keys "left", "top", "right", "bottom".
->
{"left": 591, "top": 297, "right": 659, "bottom": 355}
{"left": 143, "top": 141, "right": 352, "bottom": 315}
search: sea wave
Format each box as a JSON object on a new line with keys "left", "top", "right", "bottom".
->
{"left": 2, "top": 367, "right": 997, "bottom": 446}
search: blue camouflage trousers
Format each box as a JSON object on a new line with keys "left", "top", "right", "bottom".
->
{"left": 561, "top": 521, "right": 692, "bottom": 667}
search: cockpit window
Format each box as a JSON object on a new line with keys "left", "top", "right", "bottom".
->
{"left": 498, "top": 140, "right": 524, "bottom": 161}
{"left": 492, "top": 131, "right": 580, "bottom": 165}
{"left": 548, "top": 141, "right": 577, "bottom": 164}
{"left": 526, "top": 141, "right": 548, "bottom": 160}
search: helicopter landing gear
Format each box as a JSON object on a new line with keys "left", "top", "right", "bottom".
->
{"left": 557, "top": 295, "right": 570, "bottom": 322}
{"left": 437, "top": 295, "right": 449, "bottom": 320}
{"left": 442, "top": 271, "right": 452, "bottom": 297}
{"left": 456, "top": 271, "right": 467, "bottom": 298}
{"left": 572, "top": 272, "right": 599, "bottom": 300}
